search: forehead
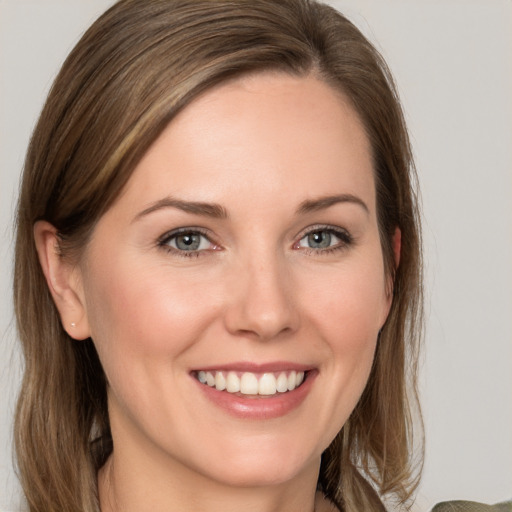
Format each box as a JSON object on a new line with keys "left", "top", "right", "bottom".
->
{"left": 116, "top": 72, "right": 375, "bottom": 217}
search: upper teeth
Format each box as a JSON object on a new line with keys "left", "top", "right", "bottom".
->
{"left": 196, "top": 370, "right": 305, "bottom": 396}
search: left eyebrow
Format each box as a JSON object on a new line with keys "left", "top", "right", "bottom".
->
{"left": 296, "top": 194, "right": 369, "bottom": 215}
{"left": 133, "top": 196, "right": 228, "bottom": 222}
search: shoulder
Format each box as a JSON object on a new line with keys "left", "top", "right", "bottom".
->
{"left": 432, "top": 500, "right": 512, "bottom": 512}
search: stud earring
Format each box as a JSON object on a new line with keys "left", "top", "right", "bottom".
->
{"left": 71, "top": 322, "right": 76, "bottom": 328}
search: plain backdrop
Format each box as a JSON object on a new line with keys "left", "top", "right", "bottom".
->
{"left": 1, "top": 1, "right": 511, "bottom": 511}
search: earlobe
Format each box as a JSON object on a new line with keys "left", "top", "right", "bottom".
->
{"left": 33, "top": 221, "right": 91, "bottom": 340}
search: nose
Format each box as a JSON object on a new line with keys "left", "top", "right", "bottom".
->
{"left": 223, "top": 255, "right": 299, "bottom": 341}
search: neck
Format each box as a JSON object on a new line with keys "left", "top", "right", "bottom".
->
{"left": 98, "top": 443, "right": 323, "bottom": 512}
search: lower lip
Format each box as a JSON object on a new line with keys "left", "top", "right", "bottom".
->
{"left": 194, "top": 371, "right": 317, "bottom": 420}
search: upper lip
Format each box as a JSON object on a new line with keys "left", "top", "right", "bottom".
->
{"left": 191, "top": 361, "right": 315, "bottom": 373}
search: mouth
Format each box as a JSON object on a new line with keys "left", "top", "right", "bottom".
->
{"left": 191, "top": 364, "right": 316, "bottom": 419}
{"left": 193, "top": 369, "right": 308, "bottom": 397}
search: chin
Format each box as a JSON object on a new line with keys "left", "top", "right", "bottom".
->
{"left": 199, "top": 458, "right": 315, "bottom": 488}
{"left": 181, "top": 435, "right": 321, "bottom": 488}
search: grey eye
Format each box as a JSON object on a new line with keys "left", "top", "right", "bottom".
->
{"left": 167, "top": 232, "right": 211, "bottom": 251}
{"left": 297, "top": 228, "right": 350, "bottom": 251}
{"left": 306, "top": 231, "right": 332, "bottom": 249}
{"left": 175, "top": 233, "right": 201, "bottom": 250}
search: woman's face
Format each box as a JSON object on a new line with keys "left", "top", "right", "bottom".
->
{"left": 77, "top": 72, "right": 392, "bottom": 487}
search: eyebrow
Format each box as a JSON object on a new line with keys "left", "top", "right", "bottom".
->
{"left": 297, "top": 194, "right": 369, "bottom": 215}
{"left": 134, "top": 192, "right": 368, "bottom": 222}
{"left": 134, "top": 196, "right": 228, "bottom": 222}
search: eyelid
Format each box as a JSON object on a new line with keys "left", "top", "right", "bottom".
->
{"left": 157, "top": 227, "right": 220, "bottom": 252}
{"left": 156, "top": 224, "right": 352, "bottom": 255}
{"left": 293, "top": 224, "right": 353, "bottom": 251}
{"left": 294, "top": 223, "right": 351, "bottom": 240}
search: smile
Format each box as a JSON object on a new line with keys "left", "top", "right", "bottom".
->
{"left": 195, "top": 370, "right": 306, "bottom": 396}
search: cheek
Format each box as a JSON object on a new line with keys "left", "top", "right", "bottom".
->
{"left": 81, "top": 256, "right": 225, "bottom": 439}
{"left": 304, "top": 256, "right": 388, "bottom": 344}
{"left": 81, "top": 252, "right": 217, "bottom": 384}
{"left": 319, "top": 282, "right": 380, "bottom": 385}
{"left": 297, "top": 253, "right": 387, "bottom": 421}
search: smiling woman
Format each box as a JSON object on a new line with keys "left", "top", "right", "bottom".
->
{"left": 13, "top": 1, "right": 422, "bottom": 512}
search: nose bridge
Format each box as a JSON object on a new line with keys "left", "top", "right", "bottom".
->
{"left": 224, "top": 247, "right": 298, "bottom": 340}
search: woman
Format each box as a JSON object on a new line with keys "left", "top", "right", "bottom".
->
{"left": 13, "top": 1, "right": 423, "bottom": 511}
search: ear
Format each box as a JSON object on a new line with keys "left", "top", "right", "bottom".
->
{"left": 392, "top": 227, "right": 401, "bottom": 270}
{"left": 381, "top": 227, "right": 402, "bottom": 326}
{"left": 386, "top": 227, "right": 401, "bottom": 299}
{"left": 33, "top": 221, "right": 91, "bottom": 340}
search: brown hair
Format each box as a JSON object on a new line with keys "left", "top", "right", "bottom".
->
{"left": 13, "top": 1, "right": 423, "bottom": 511}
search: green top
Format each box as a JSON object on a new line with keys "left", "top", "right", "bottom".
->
{"left": 432, "top": 501, "right": 512, "bottom": 512}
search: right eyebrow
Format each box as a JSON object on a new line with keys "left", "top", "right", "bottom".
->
{"left": 132, "top": 196, "right": 228, "bottom": 223}
{"left": 297, "top": 193, "right": 369, "bottom": 215}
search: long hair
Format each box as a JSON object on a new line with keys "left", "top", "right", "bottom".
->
{"left": 13, "top": 1, "right": 423, "bottom": 510}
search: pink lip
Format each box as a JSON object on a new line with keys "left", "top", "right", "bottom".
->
{"left": 191, "top": 361, "right": 314, "bottom": 373}
{"left": 192, "top": 365, "right": 318, "bottom": 420}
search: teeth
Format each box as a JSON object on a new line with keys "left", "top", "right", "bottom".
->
{"left": 240, "top": 372, "right": 259, "bottom": 394}
{"left": 287, "top": 371, "right": 297, "bottom": 391}
{"left": 276, "top": 372, "right": 288, "bottom": 393}
{"left": 258, "top": 373, "right": 277, "bottom": 395}
{"left": 215, "top": 371, "right": 226, "bottom": 391}
{"left": 206, "top": 372, "right": 215, "bottom": 387}
{"left": 226, "top": 371, "right": 240, "bottom": 393}
{"left": 197, "top": 370, "right": 306, "bottom": 396}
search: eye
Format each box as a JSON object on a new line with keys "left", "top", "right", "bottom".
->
{"left": 159, "top": 229, "right": 217, "bottom": 254}
{"left": 295, "top": 227, "right": 352, "bottom": 252}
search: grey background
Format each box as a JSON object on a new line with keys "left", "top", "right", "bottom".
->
{"left": 1, "top": 1, "right": 511, "bottom": 510}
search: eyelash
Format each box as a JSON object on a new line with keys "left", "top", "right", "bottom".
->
{"left": 294, "top": 225, "right": 354, "bottom": 255}
{"left": 157, "top": 227, "right": 217, "bottom": 258}
{"left": 157, "top": 225, "right": 353, "bottom": 258}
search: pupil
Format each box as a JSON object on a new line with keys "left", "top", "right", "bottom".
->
{"left": 308, "top": 231, "right": 331, "bottom": 248}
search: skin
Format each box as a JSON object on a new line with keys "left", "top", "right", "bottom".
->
{"left": 36, "top": 72, "right": 395, "bottom": 512}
